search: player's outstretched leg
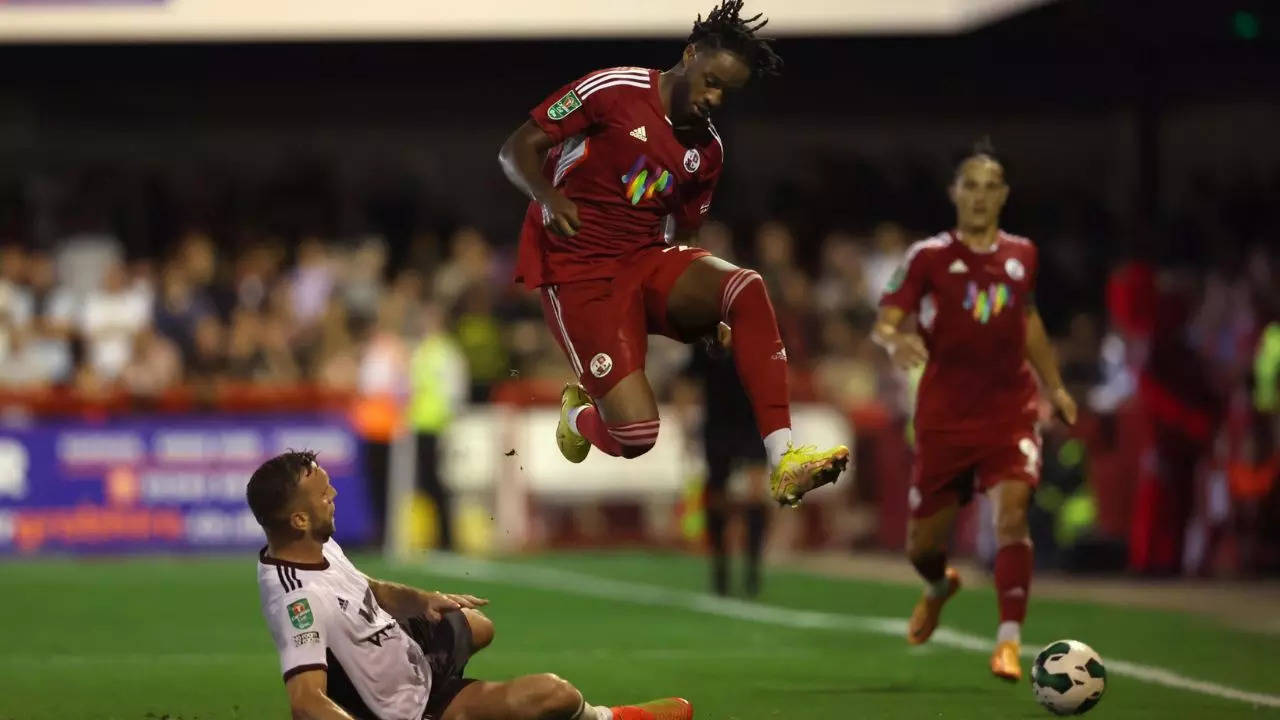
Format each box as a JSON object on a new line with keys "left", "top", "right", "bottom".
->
{"left": 664, "top": 256, "right": 849, "bottom": 506}
{"left": 558, "top": 372, "right": 661, "bottom": 461}
{"left": 989, "top": 480, "right": 1033, "bottom": 682}
{"left": 906, "top": 503, "right": 961, "bottom": 645}
{"left": 441, "top": 673, "right": 692, "bottom": 720}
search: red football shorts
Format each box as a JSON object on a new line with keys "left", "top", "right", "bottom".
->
{"left": 539, "top": 244, "right": 710, "bottom": 398}
{"left": 908, "top": 428, "right": 1042, "bottom": 518}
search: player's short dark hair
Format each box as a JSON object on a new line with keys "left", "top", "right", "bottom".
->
{"left": 689, "top": 1, "right": 783, "bottom": 79}
{"left": 246, "top": 450, "right": 318, "bottom": 532}
{"left": 954, "top": 137, "right": 1005, "bottom": 180}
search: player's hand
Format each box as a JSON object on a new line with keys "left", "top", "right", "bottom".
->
{"left": 1050, "top": 386, "right": 1078, "bottom": 426}
{"left": 440, "top": 593, "right": 488, "bottom": 610}
{"left": 419, "top": 592, "right": 485, "bottom": 621}
{"left": 716, "top": 321, "right": 732, "bottom": 351}
{"left": 540, "top": 192, "right": 581, "bottom": 236}
{"left": 888, "top": 333, "right": 928, "bottom": 370}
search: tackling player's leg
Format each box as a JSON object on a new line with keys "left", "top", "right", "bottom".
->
{"left": 663, "top": 255, "right": 849, "bottom": 506}
{"left": 442, "top": 675, "right": 693, "bottom": 720}
{"left": 988, "top": 478, "right": 1033, "bottom": 682}
{"left": 905, "top": 502, "right": 961, "bottom": 645}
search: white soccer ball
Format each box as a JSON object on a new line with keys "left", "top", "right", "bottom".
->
{"left": 1030, "top": 639, "right": 1106, "bottom": 715}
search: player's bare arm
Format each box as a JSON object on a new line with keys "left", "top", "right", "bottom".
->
{"left": 498, "top": 120, "right": 581, "bottom": 236}
{"left": 366, "top": 576, "right": 488, "bottom": 622}
{"left": 872, "top": 306, "right": 928, "bottom": 370}
{"left": 285, "top": 669, "right": 356, "bottom": 720}
{"left": 1024, "top": 305, "right": 1077, "bottom": 425}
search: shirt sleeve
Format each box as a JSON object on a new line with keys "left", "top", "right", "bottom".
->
{"left": 268, "top": 588, "right": 330, "bottom": 682}
{"left": 878, "top": 248, "right": 930, "bottom": 312}
{"left": 529, "top": 74, "right": 618, "bottom": 145}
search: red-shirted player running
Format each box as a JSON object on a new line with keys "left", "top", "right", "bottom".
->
{"left": 873, "top": 146, "right": 1078, "bottom": 681}
{"left": 499, "top": 1, "right": 848, "bottom": 506}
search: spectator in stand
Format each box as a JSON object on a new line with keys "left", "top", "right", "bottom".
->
{"left": 863, "top": 221, "right": 908, "bottom": 308}
{"left": 433, "top": 227, "right": 494, "bottom": 309}
{"left": 79, "top": 260, "right": 152, "bottom": 381}
{"left": 290, "top": 237, "right": 335, "bottom": 329}
{"left": 121, "top": 327, "right": 182, "bottom": 397}
{"left": 154, "top": 260, "right": 215, "bottom": 359}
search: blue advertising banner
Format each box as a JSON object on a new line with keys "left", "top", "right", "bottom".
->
{"left": 0, "top": 414, "right": 372, "bottom": 554}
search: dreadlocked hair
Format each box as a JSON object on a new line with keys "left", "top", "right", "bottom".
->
{"left": 688, "top": 1, "right": 783, "bottom": 79}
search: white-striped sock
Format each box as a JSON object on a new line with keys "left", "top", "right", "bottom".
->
{"left": 568, "top": 406, "right": 586, "bottom": 437}
{"left": 997, "top": 621, "right": 1021, "bottom": 645}
{"left": 763, "top": 428, "right": 792, "bottom": 471}
{"left": 572, "top": 700, "right": 613, "bottom": 720}
{"left": 925, "top": 575, "right": 951, "bottom": 598}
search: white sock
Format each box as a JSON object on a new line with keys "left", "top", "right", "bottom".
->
{"left": 567, "top": 406, "right": 586, "bottom": 437}
{"left": 924, "top": 575, "right": 951, "bottom": 598}
{"left": 762, "top": 428, "right": 792, "bottom": 470}
{"left": 572, "top": 701, "right": 613, "bottom": 720}
{"left": 997, "top": 620, "right": 1021, "bottom": 645}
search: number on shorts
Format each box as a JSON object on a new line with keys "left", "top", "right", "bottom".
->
{"left": 1017, "top": 437, "right": 1040, "bottom": 475}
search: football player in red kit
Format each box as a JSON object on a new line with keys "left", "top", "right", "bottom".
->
{"left": 872, "top": 148, "right": 1077, "bottom": 681}
{"left": 499, "top": 1, "right": 848, "bottom": 506}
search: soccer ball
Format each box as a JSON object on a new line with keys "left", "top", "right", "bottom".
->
{"left": 1030, "top": 639, "right": 1106, "bottom": 715}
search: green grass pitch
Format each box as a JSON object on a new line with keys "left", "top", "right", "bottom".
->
{"left": 2, "top": 551, "right": 1277, "bottom": 719}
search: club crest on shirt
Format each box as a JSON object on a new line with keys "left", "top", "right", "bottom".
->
{"left": 1005, "top": 257, "right": 1026, "bottom": 281}
{"left": 547, "top": 90, "right": 583, "bottom": 120}
{"left": 683, "top": 149, "right": 701, "bottom": 173}
{"left": 288, "top": 598, "right": 314, "bottom": 630}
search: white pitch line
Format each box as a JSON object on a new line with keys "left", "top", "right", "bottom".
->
{"left": 410, "top": 554, "right": 1280, "bottom": 710}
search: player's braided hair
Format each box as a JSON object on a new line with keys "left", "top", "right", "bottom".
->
{"left": 246, "top": 449, "right": 320, "bottom": 531}
{"left": 688, "top": 1, "right": 783, "bottom": 79}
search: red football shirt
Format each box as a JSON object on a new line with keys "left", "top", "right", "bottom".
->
{"left": 879, "top": 230, "right": 1040, "bottom": 436}
{"left": 514, "top": 67, "right": 724, "bottom": 288}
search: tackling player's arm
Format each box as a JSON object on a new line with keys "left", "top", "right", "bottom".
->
{"left": 285, "top": 669, "right": 356, "bottom": 720}
{"left": 498, "top": 121, "right": 581, "bottom": 237}
{"left": 366, "top": 576, "right": 488, "bottom": 623}
{"left": 872, "top": 306, "right": 928, "bottom": 371}
{"left": 1024, "top": 304, "right": 1078, "bottom": 425}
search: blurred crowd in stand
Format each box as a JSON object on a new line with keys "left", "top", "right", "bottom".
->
{"left": 1, "top": 159, "right": 1277, "bottom": 576}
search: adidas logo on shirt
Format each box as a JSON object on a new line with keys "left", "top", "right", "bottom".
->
{"left": 629, "top": 126, "right": 648, "bottom": 142}
{"left": 948, "top": 259, "right": 968, "bottom": 274}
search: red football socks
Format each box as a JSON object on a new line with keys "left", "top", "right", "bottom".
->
{"left": 994, "top": 542, "right": 1032, "bottom": 624}
{"left": 571, "top": 405, "right": 659, "bottom": 459}
{"left": 719, "top": 268, "right": 792, "bottom": 439}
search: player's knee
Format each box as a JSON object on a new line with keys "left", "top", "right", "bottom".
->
{"left": 993, "top": 508, "right": 1030, "bottom": 546}
{"left": 907, "top": 525, "right": 945, "bottom": 558}
{"left": 720, "top": 268, "right": 765, "bottom": 319}
{"left": 524, "top": 673, "right": 582, "bottom": 720}
{"left": 907, "top": 546, "right": 945, "bottom": 568}
{"left": 608, "top": 419, "right": 659, "bottom": 458}
{"left": 463, "top": 608, "right": 494, "bottom": 651}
